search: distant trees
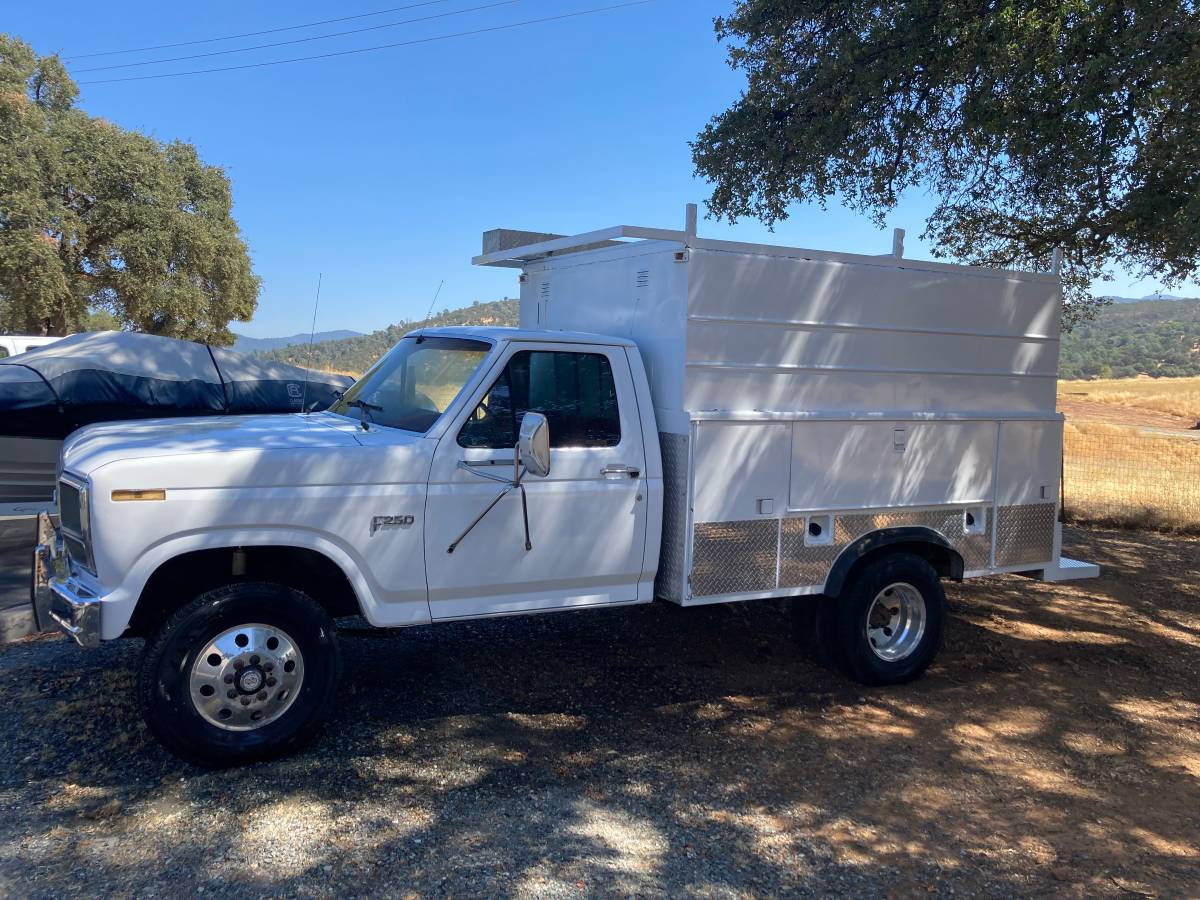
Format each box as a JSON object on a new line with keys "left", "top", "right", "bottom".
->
{"left": 264, "top": 299, "right": 520, "bottom": 374}
{"left": 0, "top": 36, "right": 259, "bottom": 343}
{"left": 694, "top": 1, "right": 1200, "bottom": 325}
{"left": 1059, "top": 300, "right": 1200, "bottom": 379}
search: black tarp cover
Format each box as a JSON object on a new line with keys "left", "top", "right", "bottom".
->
{"left": 0, "top": 332, "right": 354, "bottom": 439}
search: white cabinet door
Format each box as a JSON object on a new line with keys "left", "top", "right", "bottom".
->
{"left": 424, "top": 344, "right": 649, "bottom": 620}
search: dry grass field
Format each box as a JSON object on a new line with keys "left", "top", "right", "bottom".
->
{"left": 1059, "top": 376, "right": 1200, "bottom": 531}
{"left": 1059, "top": 375, "right": 1200, "bottom": 424}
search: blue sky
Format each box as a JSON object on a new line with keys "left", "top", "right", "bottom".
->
{"left": 8, "top": 1, "right": 1192, "bottom": 337}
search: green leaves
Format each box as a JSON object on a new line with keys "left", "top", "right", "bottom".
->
{"left": 693, "top": 1, "right": 1200, "bottom": 324}
{"left": 0, "top": 35, "right": 259, "bottom": 343}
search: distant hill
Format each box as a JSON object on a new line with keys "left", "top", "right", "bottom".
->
{"left": 232, "top": 329, "right": 362, "bottom": 354}
{"left": 262, "top": 299, "right": 518, "bottom": 374}
{"left": 1103, "top": 293, "right": 1192, "bottom": 304}
{"left": 1060, "top": 299, "right": 1200, "bottom": 379}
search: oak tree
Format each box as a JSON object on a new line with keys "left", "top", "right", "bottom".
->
{"left": 692, "top": 1, "right": 1200, "bottom": 322}
{"left": 0, "top": 36, "right": 259, "bottom": 342}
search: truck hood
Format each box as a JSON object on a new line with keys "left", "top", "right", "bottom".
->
{"left": 61, "top": 413, "right": 364, "bottom": 477}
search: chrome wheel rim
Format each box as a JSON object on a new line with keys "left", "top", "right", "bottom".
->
{"left": 866, "top": 582, "right": 927, "bottom": 662}
{"left": 189, "top": 623, "right": 304, "bottom": 731}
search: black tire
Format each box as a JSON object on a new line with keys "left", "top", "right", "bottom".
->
{"left": 817, "top": 552, "right": 945, "bottom": 685}
{"left": 139, "top": 581, "right": 341, "bottom": 766}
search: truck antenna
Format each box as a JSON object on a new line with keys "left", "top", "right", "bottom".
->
{"left": 423, "top": 279, "right": 445, "bottom": 322}
{"left": 300, "top": 272, "right": 323, "bottom": 414}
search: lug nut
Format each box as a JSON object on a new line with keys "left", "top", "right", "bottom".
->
{"left": 266, "top": 677, "right": 276, "bottom": 687}
{"left": 227, "top": 689, "right": 237, "bottom": 699}
{"left": 257, "top": 691, "right": 267, "bottom": 701}
{"left": 241, "top": 697, "right": 251, "bottom": 706}
{"left": 223, "top": 673, "right": 234, "bottom": 684}
{"left": 250, "top": 655, "right": 260, "bottom": 665}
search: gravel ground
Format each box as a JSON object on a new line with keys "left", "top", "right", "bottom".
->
{"left": 0, "top": 525, "right": 1197, "bottom": 898}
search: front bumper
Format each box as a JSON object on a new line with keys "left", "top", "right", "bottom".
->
{"left": 31, "top": 511, "right": 102, "bottom": 648}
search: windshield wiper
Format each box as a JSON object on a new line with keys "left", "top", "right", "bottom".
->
{"left": 344, "top": 398, "right": 381, "bottom": 431}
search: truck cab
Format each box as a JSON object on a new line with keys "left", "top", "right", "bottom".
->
{"left": 35, "top": 327, "right": 666, "bottom": 763}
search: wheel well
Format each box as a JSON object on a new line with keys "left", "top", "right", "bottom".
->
{"left": 823, "top": 528, "right": 964, "bottom": 598}
{"left": 128, "top": 546, "right": 361, "bottom": 637}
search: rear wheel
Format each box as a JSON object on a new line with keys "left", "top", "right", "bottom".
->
{"left": 139, "top": 581, "right": 340, "bottom": 766}
{"left": 818, "top": 552, "right": 945, "bottom": 685}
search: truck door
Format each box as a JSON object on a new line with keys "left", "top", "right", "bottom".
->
{"left": 424, "top": 342, "right": 649, "bottom": 619}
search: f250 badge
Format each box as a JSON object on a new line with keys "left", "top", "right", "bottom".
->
{"left": 371, "top": 514, "right": 416, "bottom": 536}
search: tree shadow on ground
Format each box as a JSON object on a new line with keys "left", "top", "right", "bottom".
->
{"left": 0, "top": 526, "right": 1197, "bottom": 897}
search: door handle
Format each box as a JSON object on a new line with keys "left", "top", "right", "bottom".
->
{"left": 601, "top": 464, "right": 640, "bottom": 479}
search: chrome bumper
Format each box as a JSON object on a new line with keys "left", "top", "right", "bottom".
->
{"left": 31, "top": 512, "right": 101, "bottom": 648}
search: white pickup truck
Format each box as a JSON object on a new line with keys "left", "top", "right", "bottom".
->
{"left": 33, "top": 208, "right": 1097, "bottom": 765}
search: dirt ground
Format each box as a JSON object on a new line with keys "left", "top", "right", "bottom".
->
{"left": 0, "top": 525, "right": 1197, "bottom": 898}
{"left": 1058, "top": 395, "right": 1199, "bottom": 431}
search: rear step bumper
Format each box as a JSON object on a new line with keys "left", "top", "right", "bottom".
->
{"left": 1033, "top": 557, "right": 1100, "bottom": 582}
{"left": 1020, "top": 522, "right": 1100, "bottom": 583}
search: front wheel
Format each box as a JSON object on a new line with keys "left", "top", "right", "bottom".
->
{"left": 139, "top": 582, "right": 341, "bottom": 766}
{"left": 818, "top": 552, "right": 945, "bottom": 685}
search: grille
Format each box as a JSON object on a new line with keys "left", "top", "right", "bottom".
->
{"left": 59, "top": 480, "right": 82, "bottom": 534}
{"left": 63, "top": 534, "right": 88, "bottom": 566}
{"left": 58, "top": 478, "right": 92, "bottom": 571}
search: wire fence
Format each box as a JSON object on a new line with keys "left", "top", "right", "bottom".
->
{"left": 1063, "top": 422, "right": 1200, "bottom": 532}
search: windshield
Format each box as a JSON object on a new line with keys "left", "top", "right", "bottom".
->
{"left": 329, "top": 335, "right": 491, "bottom": 433}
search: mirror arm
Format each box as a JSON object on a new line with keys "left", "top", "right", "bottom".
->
{"left": 447, "top": 441, "right": 533, "bottom": 554}
{"left": 519, "top": 483, "right": 532, "bottom": 551}
{"left": 447, "top": 483, "right": 516, "bottom": 554}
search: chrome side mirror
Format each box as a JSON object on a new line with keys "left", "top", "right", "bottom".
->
{"left": 517, "top": 412, "right": 551, "bottom": 478}
{"left": 448, "top": 411, "right": 550, "bottom": 555}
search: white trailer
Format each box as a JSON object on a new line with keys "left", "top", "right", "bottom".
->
{"left": 477, "top": 205, "right": 1095, "bottom": 605}
{"left": 31, "top": 205, "right": 1096, "bottom": 765}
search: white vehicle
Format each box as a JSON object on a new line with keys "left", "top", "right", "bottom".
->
{"left": 33, "top": 206, "right": 1097, "bottom": 765}
{"left": 0, "top": 334, "right": 64, "bottom": 358}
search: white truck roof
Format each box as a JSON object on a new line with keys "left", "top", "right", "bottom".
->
{"left": 412, "top": 325, "right": 637, "bottom": 349}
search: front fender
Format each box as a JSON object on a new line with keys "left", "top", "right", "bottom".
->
{"left": 97, "top": 527, "right": 428, "bottom": 640}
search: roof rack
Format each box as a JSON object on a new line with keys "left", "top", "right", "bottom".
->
{"left": 473, "top": 203, "right": 1060, "bottom": 280}
{"left": 473, "top": 205, "right": 699, "bottom": 269}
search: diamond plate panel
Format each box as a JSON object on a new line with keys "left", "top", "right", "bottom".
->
{"left": 779, "top": 508, "right": 993, "bottom": 589}
{"left": 779, "top": 517, "right": 838, "bottom": 587}
{"left": 995, "top": 503, "right": 1056, "bottom": 567}
{"left": 654, "top": 433, "right": 690, "bottom": 602}
{"left": 691, "top": 519, "right": 778, "bottom": 597}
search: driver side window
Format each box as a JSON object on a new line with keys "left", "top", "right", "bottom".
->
{"left": 458, "top": 350, "right": 620, "bottom": 449}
